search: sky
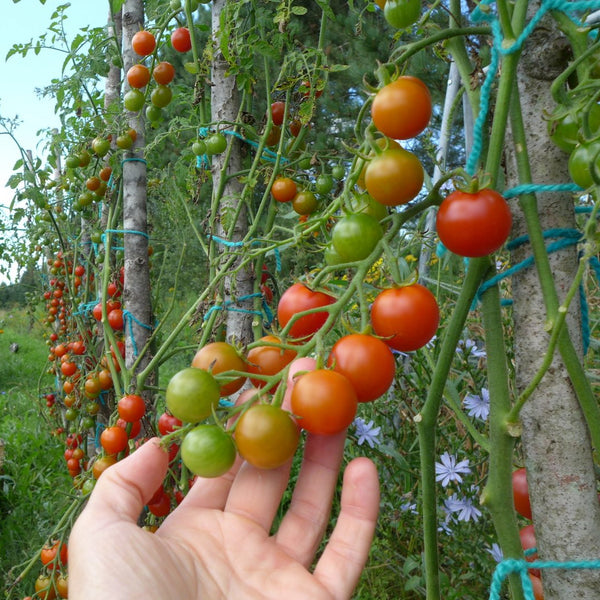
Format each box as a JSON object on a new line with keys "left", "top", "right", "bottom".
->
{"left": 0, "top": 0, "right": 108, "bottom": 283}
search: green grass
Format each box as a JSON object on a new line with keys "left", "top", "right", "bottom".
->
{"left": 0, "top": 309, "right": 72, "bottom": 598}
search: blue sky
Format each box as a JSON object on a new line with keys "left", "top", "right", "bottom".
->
{"left": 0, "top": 0, "right": 108, "bottom": 283}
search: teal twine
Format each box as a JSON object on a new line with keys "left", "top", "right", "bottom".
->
{"left": 219, "top": 398, "right": 235, "bottom": 408}
{"left": 95, "top": 422, "right": 105, "bottom": 448}
{"left": 503, "top": 183, "right": 583, "bottom": 198}
{"left": 121, "top": 157, "right": 147, "bottom": 165}
{"left": 274, "top": 247, "right": 282, "bottom": 272}
{"left": 474, "top": 229, "right": 582, "bottom": 304}
{"left": 208, "top": 234, "right": 245, "bottom": 248}
{"left": 580, "top": 278, "right": 590, "bottom": 354}
{"left": 489, "top": 556, "right": 600, "bottom": 600}
{"left": 103, "top": 228, "right": 150, "bottom": 239}
{"left": 203, "top": 293, "right": 264, "bottom": 321}
{"left": 73, "top": 300, "right": 99, "bottom": 317}
{"left": 123, "top": 310, "right": 153, "bottom": 358}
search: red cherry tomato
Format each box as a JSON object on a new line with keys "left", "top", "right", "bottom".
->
{"left": 512, "top": 467, "right": 532, "bottom": 520}
{"left": 327, "top": 333, "right": 396, "bottom": 402}
{"left": 436, "top": 188, "right": 512, "bottom": 257}
{"left": 171, "top": 27, "right": 192, "bottom": 52}
{"left": 277, "top": 283, "right": 335, "bottom": 340}
{"left": 371, "top": 284, "right": 439, "bottom": 352}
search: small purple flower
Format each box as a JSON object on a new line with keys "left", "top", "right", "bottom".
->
{"left": 435, "top": 452, "right": 471, "bottom": 487}
{"left": 487, "top": 542, "right": 504, "bottom": 563}
{"left": 353, "top": 417, "right": 381, "bottom": 448}
{"left": 457, "top": 338, "right": 486, "bottom": 359}
{"left": 463, "top": 388, "right": 490, "bottom": 421}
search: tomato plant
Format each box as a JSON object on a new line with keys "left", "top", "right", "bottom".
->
{"left": 436, "top": 188, "right": 512, "bottom": 257}
{"left": 277, "top": 282, "right": 335, "bottom": 340}
{"left": 117, "top": 394, "right": 146, "bottom": 422}
{"left": 166, "top": 367, "right": 221, "bottom": 423}
{"left": 331, "top": 213, "right": 383, "bottom": 262}
{"left": 371, "top": 76, "right": 431, "bottom": 139}
{"left": 234, "top": 404, "right": 300, "bottom": 469}
{"left": 291, "top": 369, "right": 358, "bottom": 434}
{"left": 271, "top": 177, "right": 297, "bottom": 203}
{"left": 512, "top": 467, "right": 532, "bottom": 520}
{"left": 40, "top": 540, "right": 68, "bottom": 569}
{"left": 152, "top": 61, "right": 176, "bottom": 85}
{"left": 126, "top": 63, "right": 151, "bottom": 89}
{"left": 371, "top": 284, "right": 439, "bottom": 352}
{"left": 181, "top": 424, "right": 237, "bottom": 477}
{"left": 191, "top": 341, "right": 248, "bottom": 396}
{"left": 384, "top": 0, "right": 421, "bottom": 28}
{"left": 327, "top": 333, "right": 396, "bottom": 402}
{"left": 365, "top": 147, "right": 424, "bottom": 205}
{"left": 131, "top": 30, "right": 156, "bottom": 56}
{"left": 247, "top": 335, "right": 297, "bottom": 389}
{"left": 171, "top": 27, "right": 192, "bottom": 52}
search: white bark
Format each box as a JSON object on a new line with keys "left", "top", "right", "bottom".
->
{"left": 506, "top": 9, "right": 600, "bottom": 599}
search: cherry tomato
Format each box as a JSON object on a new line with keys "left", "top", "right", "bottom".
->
{"left": 131, "top": 30, "right": 156, "bottom": 56}
{"left": 315, "top": 173, "right": 334, "bottom": 194}
{"left": 181, "top": 424, "right": 236, "bottom": 477}
{"left": 171, "top": 27, "right": 192, "bottom": 52}
{"left": 548, "top": 103, "right": 600, "bottom": 153}
{"left": 158, "top": 412, "right": 183, "bottom": 435}
{"left": 152, "top": 61, "right": 176, "bottom": 85}
{"left": 271, "top": 177, "right": 297, "bottom": 203}
{"left": 147, "top": 492, "right": 171, "bottom": 517}
{"left": 520, "top": 524, "right": 540, "bottom": 577}
{"left": 151, "top": 84, "right": 173, "bottom": 108}
{"left": 166, "top": 367, "right": 221, "bottom": 423}
{"left": 436, "top": 188, "right": 512, "bottom": 257}
{"left": 270, "top": 101, "right": 286, "bottom": 126}
{"left": 384, "top": 0, "right": 421, "bottom": 28}
{"left": 371, "top": 284, "right": 439, "bottom": 352}
{"left": 365, "top": 148, "right": 424, "bottom": 206}
{"left": 35, "top": 574, "right": 56, "bottom": 600}
{"left": 529, "top": 574, "right": 544, "bottom": 600}
{"left": 291, "top": 190, "right": 317, "bottom": 215}
{"left": 331, "top": 213, "right": 383, "bottom": 262}
{"left": 247, "top": 335, "right": 297, "bottom": 389}
{"left": 124, "top": 88, "right": 145, "bottom": 112}
{"left": 291, "top": 369, "right": 357, "bottom": 434}
{"left": 92, "top": 454, "right": 117, "bottom": 479}
{"left": 348, "top": 192, "right": 388, "bottom": 222}
{"left": 235, "top": 404, "right": 300, "bottom": 469}
{"left": 327, "top": 334, "right": 396, "bottom": 402}
{"left": 100, "top": 425, "right": 129, "bottom": 455}
{"left": 568, "top": 139, "right": 600, "bottom": 188}
{"left": 371, "top": 76, "right": 431, "bottom": 139}
{"left": 107, "top": 308, "right": 124, "bottom": 330}
{"left": 40, "top": 540, "right": 68, "bottom": 568}
{"left": 205, "top": 132, "right": 227, "bottom": 155}
{"left": 191, "top": 341, "right": 248, "bottom": 396}
{"left": 117, "top": 394, "right": 146, "bottom": 422}
{"left": 126, "top": 63, "right": 151, "bottom": 89}
{"left": 512, "top": 467, "right": 532, "bottom": 520}
{"left": 277, "top": 283, "right": 335, "bottom": 340}
{"left": 56, "top": 573, "right": 69, "bottom": 599}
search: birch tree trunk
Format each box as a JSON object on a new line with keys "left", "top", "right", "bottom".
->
{"left": 506, "top": 7, "right": 600, "bottom": 599}
{"left": 210, "top": 0, "right": 254, "bottom": 345}
{"left": 121, "top": 0, "right": 153, "bottom": 381}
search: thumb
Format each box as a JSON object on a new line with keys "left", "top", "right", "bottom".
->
{"left": 85, "top": 437, "right": 169, "bottom": 524}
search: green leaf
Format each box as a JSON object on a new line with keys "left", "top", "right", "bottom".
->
{"left": 184, "top": 62, "right": 199, "bottom": 74}
{"left": 291, "top": 6, "right": 307, "bottom": 15}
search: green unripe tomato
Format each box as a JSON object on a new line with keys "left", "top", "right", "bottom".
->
{"left": 124, "top": 88, "right": 145, "bottom": 112}
{"left": 205, "top": 132, "right": 227, "bottom": 155}
{"left": 92, "top": 136, "right": 111, "bottom": 157}
{"left": 151, "top": 84, "right": 173, "bottom": 108}
{"left": 384, "top": 0, "right": 421, "bottom": 28}
{"left": 166, "top": 367, "right": 221, "bottom": 423}
{"left": 146, "top": 104, "right": 163, "bottom": 123}
{"left": 568, "top": 139, "right": 600, "bottom": 188}
{"left": 181, "top": 425, "right": 236, "bottom": 477}
{"left": 331, "top": 165, "right": 345, "bottom": 180}
{"left": 192, "top": 140, "right": 207, "bottom": 155}
{"left": 315, "top": 174, "right": 334, "bottom": 194}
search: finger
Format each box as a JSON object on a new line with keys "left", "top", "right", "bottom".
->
{"left": 274, "top": 430, "right": 346, "bottom": 566}
{"left": 224, "top": 459, "right": 292, "bottom": 531}
{"left": 174, "top": 453, "right": 244, "bottom": 512}
{"left": 85, "top": 438, "right": 169, "bottom": 524}
{"left": 313, "top": 457, "right": 379, "bottom": 600}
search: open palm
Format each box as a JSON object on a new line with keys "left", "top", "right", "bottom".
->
{"left": 69, "top": 432, "right": 379, "bottom": 600}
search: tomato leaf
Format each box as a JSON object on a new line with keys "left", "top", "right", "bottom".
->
{"left": 291, "top": 6, "right": 307, "bottom": 15}
{"left": 184, "top": 62, "right": 199, "bottom": 74}
{"left": 110, "top": 0, "right": 125, "bottom": 14}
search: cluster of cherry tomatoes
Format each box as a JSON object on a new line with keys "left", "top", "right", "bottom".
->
{"left": 28, "top": 540, "right": 69, "bottom": 599}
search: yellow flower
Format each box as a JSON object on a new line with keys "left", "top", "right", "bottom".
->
{"left": 405, "top": 254, "right": 417, "bottom": 263}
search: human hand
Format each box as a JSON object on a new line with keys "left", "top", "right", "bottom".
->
{"left": 69, "top": 431, "right": 379, "bottom": 600}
